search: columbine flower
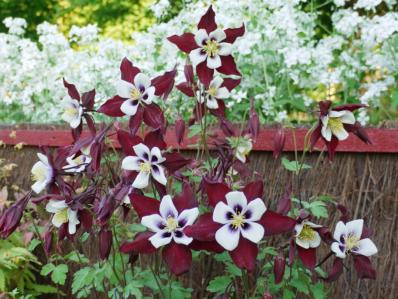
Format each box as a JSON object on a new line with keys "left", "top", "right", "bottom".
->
{"left": 116, "top": 73, "right": 155, "bottom": 116}
{"left": 294, "top": 220, "right": 322, "bottom": 249}
{"left": 227, "top": 135, "right": 253, "bottom": 163}
{"left": 45, "top": 200, "right": 80, "bottom": 234}
{"left": 213, "top": 191, "right": 266, "bottom": 251}
{"left": 61, "top": 95, "right": 83, "bottom": 129}
{"left": 168, "top": 6, "right": 244, "bottom": 86}
{"left": 0, "top": 192, "right": 31, "bottom": 238}
{"left": 199, "top": 77, "right": 230, "bottom": 109}
{"left": 310, "top": 100, "right": 371, "bottom": 161}
{"left": 31, "top": 153, "right": 53, "bottom": 194}
{"left": 121, "top": 143, "right": 167, "bottom": 189}
{"left": 62, "top": 147, "right": 91, "bottom": 173}
{"left": 142, "top": 195, "right": 199, "bottom": 248}
{"left": 331, "top": 219, "right": 378, "bottom": 259}
{"left": 120, "top": 186, "right": 201, "bottom": 275}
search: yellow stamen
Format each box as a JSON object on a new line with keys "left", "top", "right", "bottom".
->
{"left": 53, "top": 208, "right": 68, "bottom": 224}
{"left": 328, "top": 117, "right": 344, "bottom": 135}
{"left": 64, "top": 106, "right": 78, "bottom": 118}
{"left": 231, "top": 211, "right": 245, "bottom": 229}
{"left": 32, "top": 167, "right": 46, "bottom": 182}
{"left": 165, "top": 216, "right": 178, "bottom": 232}
{"left": 130, "top": 88, "right": 141, "bottom": 100}
{"left": 139, "top": 161, "right": 151, "bottom": 173}
{"left": 203, "top": 39, "right": 220, "bottom": 57}
{"left": 345, "top": 235, "right": 360, "bottom": 251}
{"left": 207, "top": 86, "right": 218, "bottom": 97}
{"left": 298, "top": 224, "right": 316, "bottom": 242}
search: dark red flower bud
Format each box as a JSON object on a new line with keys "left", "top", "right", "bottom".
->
{"left": 273, "top": 128, "right": 286, "bottom": 159}
{"left": 219, "top": 118, "right": 236, "bottom": 137}
{"left": 99, "top": 227, "right": 113, "bottom": 260}
{"left": 43, "top": 229, "right": 53, "bottom": 254}
{"left": 274, "top": 252, "right": 286, "bottom": 284}
{"left": 248, "top": 102, "right": 260, "bottom": 140}
{"left": 337, "top": 204, "right": 349, "bottom": 223}
{"left": 184, "top": 64, "right": 194, "bottom": 85}
{"left": 276, "top": 188, "right": 291, "bottom": 215}
{"left": 175, "top": 117, "right": 186, "bottom": 145}
{"left": 263, "top": 292, "right": 273, "bottom": 299}
{"left": 0, "top": 191, "right": 31, "bottom": 238}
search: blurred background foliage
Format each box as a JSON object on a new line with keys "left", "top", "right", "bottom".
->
{"left": 0, "top": 0, "right": 186, "bottom": 41}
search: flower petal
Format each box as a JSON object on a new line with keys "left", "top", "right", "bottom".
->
{"left": 206, "top": 55, "right": 222, "bottom": 69}
{"left": 225, "top": 191, "right": 247, "bottom": 211}
{"left": 215, "top": 87, "right": 230, "bottom": 99}
{"left": 338, "top": 111, "right": 356, "bottom": 124}
{"left": 183, "top": 213, "right": 220, "bottom": 241}
{"left": 151, "top": 165, "right": 167, "bottom": 185}
{"left": 121, "top": 156, "right": 141, "bottom": 171}
{"left": 134, "top": 73, "right": 151, "bottom": 90}
{"left": 194, "top": 29, "right": 209, "bottom": 46}
{"left": 321, "top": 124, "right": 332, "bottom": 142}
{"left": 132, "top": 171, "right": 150, "bottom": 189}
{"left": 215, "top": 224, "right": 240, "bottom": 251}
{"left": 120, "top": 99, "right": 139, "bottom": 116}
{"left": 162, "top": 242, "right": 192, "bottom": 275}
{"left": 210, "top": 76, "right": 223, "bottom": 88}
{"left": 345, "top": 219, "right": 363, "bottom": 238}
{"left": 167, "top": 33, "right": 198, "bottom": 53}
{"left": 133, "top": 143, "right": 151, "bottom": 160}
{"left": 67, "top": 209, "right": 80, "bottom": 234}
{"left": 297, "top": 246, "right": 316, "bottom": 270}
{"left": 206, "top": 97, "right": 219, "bottom": 109}
{"left": 116, "top": 79, "right": 134, "bottom": 99}
{"left": 213, "top": 201, "right": 234, "bottom": 224}
{"left": 142, "top": 86, "right": 155, "bottom": 105}
{"left": 331, "top": 241, "right": 346, "bottom": 259}
{"left": 45, "top": 200, "right": 67, "bottom": 213}
{"left": 245, "top": 198, "right": 266, "bottom": 221}
{"left": 241, "top": 222, "right": 264, "bottom": 244}
{"left": 120, "top": 232, "right": 156, "bottom": 254}
{"left": 32, "top": 181, "right": 46, "bottom": 194}
{"left": 159, "top": 195, "right": 178, "bottom": 219}
{"left": 141, "top": 214, "right": 164, "bottom": 232}
{"left": 353, "top": 238, "right": 378, "bottom": 257}
{"left": 149, "top": 231, "right": 172, "bottom": 248}
{"left": 229, "top": 237, "right": 258, "bottom": 271}
{"left": 218, "top": 42, "right": 232, "bottom": 56}
{"left": 173, "top": 231, "right": 193, "bottom": 245}
{"left": 189, "top": 48, "right": 207, "bottom": 66}
{"left": 209, "top": 29, "right": 226, "bottom": 42}
{"left": 150, "top": 147, "right": 166, "bottom": 164}
{"left": 177, "top": 208, "right": 199, "bottom": 228}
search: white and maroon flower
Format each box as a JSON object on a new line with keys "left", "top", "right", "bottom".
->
{"left": 45, "top": 200, "right": 80, "bottom": 234}
{"left": 121, "top": 143, "right": 167, "bottom": 189}
{"left": 331, "top": 219, "right": 378, "bottom": 259}
{"left": 141, "top": 195, "right": 199, "bottom": 248}
{"left": 199, "top": 76, "right": 230, "bottom": 109}
{"left": 294, "top": 220, "right": 322, "bottom": 249}
{"left": 226, "top": 135, "right": 253, "bottom": 163}
{"left": 168, "top": 6, "right": 244, "bottom": 86}
{"left": 31, "top": 153, "right": 53, "bottom": 194}
{"left": 62, "top": 146, "right": 91, "bottom": 173}
{"left": 310, "top": 100, "right": 371, "bottom": 161}
{"left": 213, "top": 191, "right": 266, "bottom": 251}
{"left": 116, "top": 73, "right": 155, "bottom": 116}
{"left": 61, "top": 95, "right": 83, "bottom": 129}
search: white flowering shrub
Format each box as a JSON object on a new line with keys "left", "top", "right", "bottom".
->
{"left": 1, "top": 0, "right": 398, "bottom": 124}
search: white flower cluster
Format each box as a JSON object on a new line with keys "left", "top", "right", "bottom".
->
{"left": 1, "top": 0, "right": 398, "bottom": 124}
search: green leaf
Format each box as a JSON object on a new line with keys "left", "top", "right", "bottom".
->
{"left": 226, "top": 262, "right": 242, "bottom": 277}
{"left": 72, "top": 267, "right": 92, "bottom": 294}
{"left": 79, "top": 232, "right": 90, "bottom": 243}
{"left": 311, "top": 282, "right": 326, "bottom": 299}
{"left": 0, "top": 270, "right": 5, "bottom": 291}
{"left": 309, "top": 201, "right": 328, "bottom": 218}
{"left": 188, "top": 124, "right": 201, "bottom": 138}
{"left": 40, "top": 263, "right": 55, "bottom": 276}
{"left": 283, "top": 288, "right": 295, "bottom": 299}
{"left": 28, "top": 239, "right": 41, "bottom": 251}
{"left": 291, "top": 278, "right": 309, "bottom": 294}
{"left": 129, "top": 223, "right": 147, "bottom": 233}
{"left": 30, "top": 283, "right": 59, "bottom": 294}
{"left": 281, "top": 158, "right": 311, "bottom": 174}
{"left": 392, "top": 90, "right": 398, "bottom": 109}
{"left": 51, "top": 264, "right": 68, "bottom": 285}
{"left": 64, "top": 251, "right": 89, "bottom": 263}
{"left": 206, "top": 276, "right": 231, "bottom": 293}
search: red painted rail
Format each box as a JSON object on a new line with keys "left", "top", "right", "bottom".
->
{"left": 1, "top": 127, "right": 398, "bottom": 153}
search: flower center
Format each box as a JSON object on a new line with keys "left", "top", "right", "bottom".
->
{"left": 298, "top": 224, "right": 316, "bottom": 242}
{"left": 345, "top": 234, "right": 360, "bottom": 252}
{"left": 328, "top": 117, "right": 344, "bottom": 134}
{"left": 53, "top": 208, "right": 69, "bottom": 224}
{"left": 207, "top": 86, "right": 218, "bottom": 97}
{"left": 32, "top": 166, "right": 46, "bottom": 182}
{"left": 130, "top": 88, "right": 142, "bottom": 100}
{"left": 165, "top": 216, "right": 178, "bottom": 232}
{"left": 139, "top": 161, "right": 152, "bottom": 173}
{"left": 203, "top": 39, "right": 219, "bottom": 57}
{"left": 231, "top": 211, "right": 245, "bottom": 229}
{"left": 64, "top": 106, "right": 78, "bottom": 118}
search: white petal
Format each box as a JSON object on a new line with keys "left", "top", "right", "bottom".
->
{"left": 309, "top": 231, "right": 321, "bottom": 248}
{"left": 215, "top": 224, "right": 240, "bottom": 251}
{"left": 194, "top": 29, "right": 209, "bottom": 46}
{"left": 245, "top": 198, "right": 267, "bottom": 221}
{"left": 213, "top": 201, "right": 233, "bottom": 224}
{"left": 121, "top": 156, "right": 142, "bottom": 171}
{"left": 295, "top": 237, "right": 310, "bottom": 249}
{"left": 321, "top": 115, "right": 329, "bottom": 126}
{"left": 120, "top": 99, "right": 139, "bottom": 116}
{"left": 210, "top": 77, "right": 224, "bottom": 89}
{"left": 235, "top": 152, "right": 246, "bottom": 163}
{"left": 345, "top": 219, "right": 363, "bottom": 238}
{"left": 149, "top": 231, "right": 172, "bottom": 248}
{"left": 132, "top": 171, "right": 150, "bottom": 189}
{"left": 334, "top": 127, "right": 349, "bottom": 141}
{"left": 339, "top": 111, "right": 356, "bottom": 124}
{"left": 67, "top": 209, "right": 80, "bottom": 235}
{"left": 189, "top": 48, "right": 207, "bottom": 66}
{"left": 51, "top": 214, "right": 65, "bottom": 228}
{"left": 215, "top": 87, "right": 230, "bottom": 99}
{"left": 142, "top": 86, "right": 155, "bottom": 105}
{"left": 151, "top": 165, "right": 167, "bottom": 186}
{"left": 225, "top": 191, "right": 248, "bottom": 211}
{"left": 306, "top": 221, "right": 323, "bottom": 228}
{"left": 206, "top": 55, "right": 222, "bottom": 69}
{"left": 331, "top": 242, "right": 346, "bottom": 259}
{"left": 294, "top": 223, "right": 304, "bottom": 236}
{"left": 206, "top": 97, "right": 219, "bottom": 109}
{"left": 328, "top": 110, "right": 347, "bottom": 118}
{"left": 141, "top": 214, "right": 164, "bottom": 232}
{"left": 333, "top": 221, "right": 347, "bottom": 241}
{"left": 32, "top": 181, "right": 46, "bottom": 194}
{"left": 70, "top": 116, "right": 82, "bottom": 129}
{"left": 159, "top": 195, "right": 178, "bottom": 219}
{"left": 218, "top": 42, "right": 232, "bottom": 56}
{"left": 177, "top": 208, "right": 199, "bottom": 227}
{"left": 353, "top": 238, "right": 378, "bottom": 257}
{"left": 133, "top": 143, "right": 151, "bottom": 160}
{"left": 150, "top": 147, "right": 166, "bottom": 164}
{"left": 116, "top": 80, "right": 135, "bottom": 98}
{"left": 46, "top": 200, "right": 67, "bottom": 213}
{"left": 37, "top": 153, "right": 49, "bottom": 165}
{"left": 134, "top": 73, "right": 151, "bottom": 90}
{"left": 173, "top": 232, "right": 193, "bottom": 245}
{"left": 321, "top": 125, "right": 332, "bottom": 142}
{"left": 209, "top": 29, "right": 226, "bottom": 42}
{"left": 241, "top": 222, "right": 264, "bottom": 244}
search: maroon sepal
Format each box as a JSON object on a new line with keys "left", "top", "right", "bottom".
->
{"left": 99, "top": 228, "right": 112, "bottom": 260}
{"left": 353, "top": 255, "right": 376, "bottom": 279}
{"left": 223, "top": 24, "right": 245, "bottom": 43}
{"left": 242, "top": 181, "right": 264, "bottom": 201}
{"left": 326, "top": 136, "right": 339, "bottom": 161}
{"left": 260, "top": 211, "right": 296, "bottom": 236}
{"left": 196, "top": 61, "right": 214, "bottom": 87}
{"left": 175, "top": 117, "right": 186, "bottom": 145}
{"left": 190, "top": 240, "right": 224, "bottom": 253}
{"left": 197, "top": 5, "right": 217, "bottom": 34}
{"left": 120, "top": 232, "right": 156, "bottom": 254}
{"left": 144, "top": 129, "right": 167, "bottom": 150}
{"left": 183, "top": 213, "right": 221, "bottom": 242}
{"left": 167, "top": 33, "right": 198, "bottom": 53}
{"left": 97, "top": 96, "right": 125, "bottom": 117}
{"left": 63, "top": 78, "right": 80, "bottom": 101}
{"left": 131, "top": 193, "right": 160, "bottom": 219}
{"left": 143, "top": 103, "right": 166, "bottom": 132}
{"left": 120, "top": 57, "right": 141, "bottom": 83}
{"left": 116, "top": 129, "right": 143, "bottom": 156}
{"left": 81, "top": 89, "right": 95, "bottom": 110}
{"left": 79, "top": 209, "right": 93, "bottom": 231}
{"left": 276, "top": 188, "right": 291, "bottom": 216}
{"left": 230, "top": 238, "right": 258, "bottom": 271}
{"left": 202, "top": 179, "right": 230, "bottom": 207}
{"left": 129, "top": 106, "right": 144, "bottom": 135}
{"left": 217, "top": 55, "right": 241, "bottom": 76}
{"left": 173, "top": 182, "right": 197, "bottom": 212}
{"left": 325, "top": 258, "right": 344, "bottom": 282}
{"left": 297, "top": 246, "right": 316, "bottom": 271}
{"left": 163, "top": 152, "right": 191, "bottom": 174}
{"left": 163, "top": 242, "right": 192, "bottom": 275}
{"left": 151, "top": 67, "right": 177, "bottom": 100}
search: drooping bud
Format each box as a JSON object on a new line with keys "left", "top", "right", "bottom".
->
{"left": 43, "top": 229, "right": 53, "bottom": 254}
{"left": 248, "top": 100, "right": 260, "bottom": 140}
{"left": 175, "top": 117, "right": 186, "bottom": 145}
{"left": 273, "top": 252, "right": 286, "bottom": 284}
{"left": 184, "top": 64, "right": 194, "bottom": 85}
{"left": 99, "top": 227, "right": 113, "bottom": 260}
{"left": 273, "top": 127, "right": 286, "bottom": 159}
{"left": 276, "top": 188, "right": 291, "bottom": 215}
{"left": 263, "top": 292, "right": 273, "bottom": 299}
{"left": 0, "top": 191, "right": 31, "bottom": 238}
